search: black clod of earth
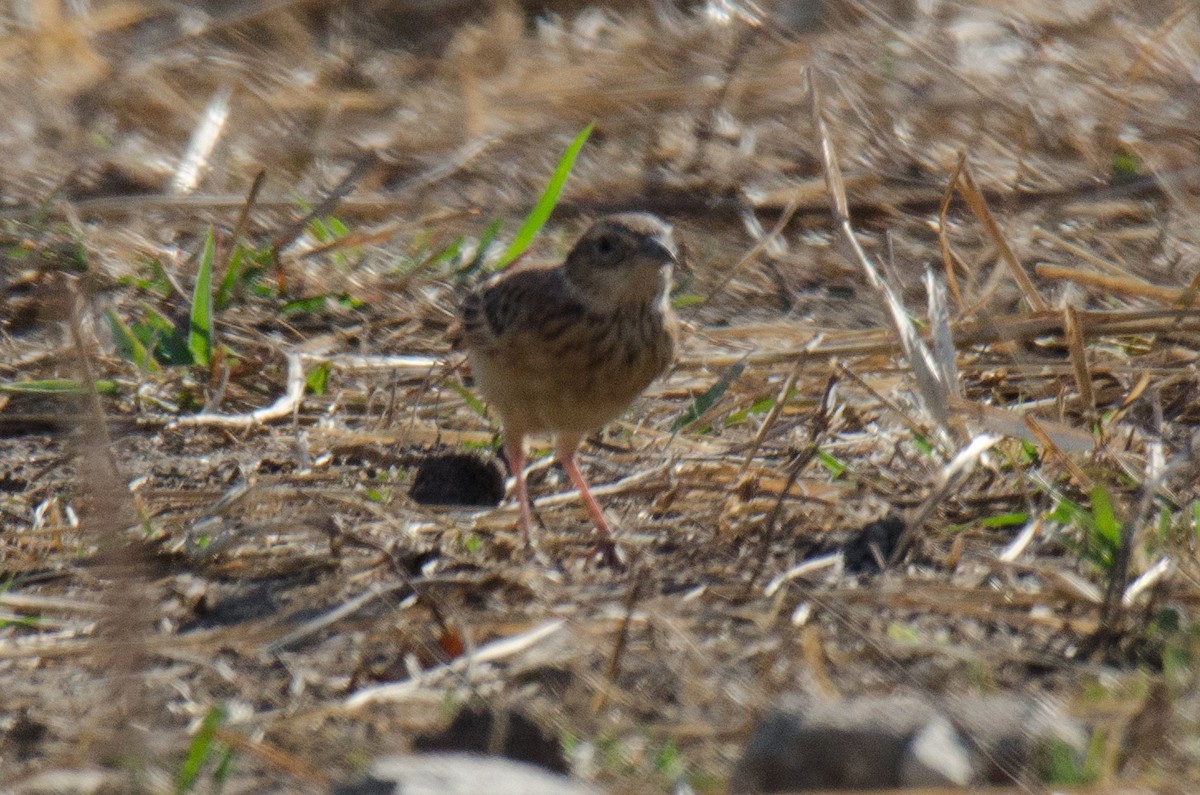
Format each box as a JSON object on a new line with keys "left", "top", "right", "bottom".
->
{"left": 842, "top": 516, "right": 906, "bottom": 574}
{"left": 412, "top": 705, "right": 568, "bottom": 775}
{"left": 410, "top": 452, "right": 505, "bottom": 507}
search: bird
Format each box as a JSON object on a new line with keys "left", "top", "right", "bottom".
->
{"left": 458, "top": 212, "right": 680, "bottom": 560}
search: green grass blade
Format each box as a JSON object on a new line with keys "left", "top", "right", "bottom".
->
{"left": 448, "top": 380, "right": 490, "bottom": 420}
{"left": 670, "top": 360, "right": 746, "bottom": 432}
{"left": 305, "top": 361, "right": 332, "bottom": 395}
{"left": 816, "top": 449, "right": 847, "bottom": 478}
{"left": 175, "top": 704, "right": 225, "bottom": 794}
{"left": 495, "top": 122, "right": 594, "bottom": 270}
{"left": 1090, "top": 484, "right": 1121, "bottom": 547}
{"left": 189, "top": 229, "right": 216, "bottom": 367}
{"left": 215, "top": 244, "right": 244, "bottom": 310}
{"left": 459, "top": 217, "right": 503, "bottom": 282}
{"left": 104, "top": 309, "right": 158, "bottom": 372}
{"left": 0, "top": 379, "right": 119, "bottom": 395}
{"left": 211, "top": 745, "right": 237, "bottom": 793}
{"left": 137, "top": 302, "right": 193, "bottom": 367}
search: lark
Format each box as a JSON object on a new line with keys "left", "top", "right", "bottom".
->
{"left": 459, "top": 212, "right": 679, "bottom": 558}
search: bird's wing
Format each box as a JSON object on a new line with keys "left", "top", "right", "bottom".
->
{"left": 459, "top": 266, "right": 583, "bottom": 353}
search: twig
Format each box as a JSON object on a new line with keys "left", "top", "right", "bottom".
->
{"left": 592, "top": 569, "right": 647, "bottom": 713}
{"left": 889, "top": 434, "right": 1001, "bottom": 566}
{"left": 955, "top": 164, "right": 1048, "bottom": 312}
{"left": 744, "top": 370, "right": 836, "bottom": 593}
{"left": 262, "top": 581, "right": 412, "bottom": 655}
{"left": 936, "top": 152, "right": 968, "bottom": 310}
{"left": 1035, "top": 262, "right": 1185, "bottom": 303}
{"left": 1064, "top": 305, "right": 1096, "bottom": 418}
{"left": 344, "top": 619, "right": 565, "bottom": 708}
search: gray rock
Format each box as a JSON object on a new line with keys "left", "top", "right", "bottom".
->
{"left": 900, "top": 713, "right": 972, "bottom": 787}
{"left": 944, "top": 695, "right": 1087, "bottom": 784}
{"left": 733, "top": 694, "right": 1087, "bottom": 792}
{"left": 734, "top": 696, "right": 970, "bottom": 791}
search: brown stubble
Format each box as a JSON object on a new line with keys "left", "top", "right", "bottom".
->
{"left": 62, "top": 275, "right": 156, "bottom": 776}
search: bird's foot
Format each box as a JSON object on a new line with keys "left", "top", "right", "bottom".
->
{"left": 589, "top": 537, "right": 627, "bottom": 571}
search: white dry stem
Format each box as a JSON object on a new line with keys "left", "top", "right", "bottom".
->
{"left": 170, "top": 352, "right": 442, "bottom": 429}
{"left": 344, "top": 619, "right": 565, "bottom": 708}
{"left": 894, "top": 433, "right": 1001, "bottom": 562}
{"left": 996, "top": 517, "right": 1041, "bottom": 563}
{"left": 810, "top": 72, "right": 952, "bottom": 430}
{"left": 1122, "top": 556, "right": 1173, "bottom": 607}
{"left": 763, "top": 552, "right": 842, "bottom": 597}
{"left": 264, "top": 581, "right": 412, "bottom": 655}
{"left": 926, "top": 268, "right": 961, "bottom": 399}
{"left": 171, "top": 85, "right": 232, "bottom": 195}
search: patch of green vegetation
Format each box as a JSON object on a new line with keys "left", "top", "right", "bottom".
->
{"left": 307, "top": 213, "right": 349, "bottom": 245}
{"left": 448, "top": 380, "right": 489, "bottom": 420}
{"left": 365, "top": 467, "right": 404, "bottom": 505}
{"left": 723, "top": 393, "right": 780, "bottom": 427}
{"left": 980, "top": 511, "right": 1029, "bottom": 528}
{"left": 1161, "top": 619, "right": 1200, "bottom": 690}
{"left": 106, "top": 308, "right": 158, "bottom": 373}
{"left": 582, "top": 729, "right": 703, "bottom": 791}
{"left": 1086, "top": 484, "right": 1121, "bottom": 570}
{"left": 653, "top": 739, "right": 684, "bottom": 780}
{"left": 494, "top": 122, "right": 594, "bottom": 270}
{"left": 460, "top": 437, "right": 502, "bottom": 453}
{"left": 1045, "top": 494, "right": 1125, "bottom": 572}
{"left": 886, "top": 622, "right": 922, "bottom": 644}
{"left": 107, "top": 229, "right": 229, "bottom": 374}
{"left": 910, "top": 431, "right": 935, "bottom": 456}
{"left": 0, "top": 378, "right": 119, "bottom": 394}
{"left": 188, "top": 229, "right": 216, "bottom": 367}
{"left": 670, "top": 292, "right": 706, "bottom": 309}
{"left": 175, "top": 705, "right": 235, "bottom": 795}
{"left": 301, "top": 206, "right": 358, "bottom": 271}
{"left": 216, "top": 243, "right": 275, "bottom": 308}
{"left": 816, "top": 448, "right": 847, "bottom": 479}
{"left": 305, "top": 361, "right": 332, "bottom": 395}
{"left": 671, "top": 360, "right": 746, "bottom": 433}
{"left": 398, "top": 232, "right": 466, "bottom": 279}
{"left": 1111, "top": 150, "right": 1140, "bottom": 181}
{"left": 118, "top": 257, "right": 174, "bottom": 298}
{"left": 281, "top": 294, "right": 364, "bottom": 315}
{"left": 1040, "top": 736, "right": 1095, "bottom": 786}
{"left": 0, "top": 614, "right": 40, "bottom": 630}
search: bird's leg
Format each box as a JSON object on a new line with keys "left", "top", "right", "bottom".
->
{"left": 555, "top": 434, "right": 612, "bottom": 538}
{"left": 504, "top": 435, "right": 533, "bottom": 545}
{"left": 556, "top": 436, "right": 625, "bottom": 569}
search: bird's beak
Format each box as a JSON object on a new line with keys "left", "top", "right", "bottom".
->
{"left": 641, "top": 233, "right": 679, "bottom": 266}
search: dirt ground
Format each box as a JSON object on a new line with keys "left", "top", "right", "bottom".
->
{"left": 2, "top": 0, "right": 1200, "bottom": 792}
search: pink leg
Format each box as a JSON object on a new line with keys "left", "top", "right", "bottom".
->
{"left": 504, "top": 435, "right": 533, "bottom": 544}
{"left": 555, "top": 435, "right": 613, "bottom": 539}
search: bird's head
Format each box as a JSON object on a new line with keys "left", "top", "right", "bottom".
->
{"left": 563, "top": 213, "right": 677, "bottom": 310}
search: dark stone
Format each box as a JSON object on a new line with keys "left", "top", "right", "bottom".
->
{"left": 332, "top": 754, "right": 598, "bottom": 795}
{"left": 842, "top": 517, "right": 905, "bottom": 573}
{"left": 329, "top": 777, "right": 395, "bottom": 795}
{"left": 412, "top": 705, "right": 567, "bottom": 774}
{"left": 410, "top": 453, "right": 505, "bottom": 507}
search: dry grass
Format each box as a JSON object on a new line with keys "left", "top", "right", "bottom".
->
{"left": 3, "top": 0, "right": 1200, "bottom": 792}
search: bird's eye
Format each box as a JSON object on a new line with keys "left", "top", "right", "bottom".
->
{"left": 595, "top": 236, "right": 616, "bottom": 256}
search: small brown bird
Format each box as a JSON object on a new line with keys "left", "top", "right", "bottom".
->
{"left": 459, "top": 212, "right": 679, "bottom": 556}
